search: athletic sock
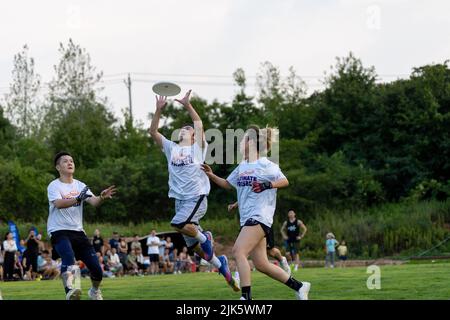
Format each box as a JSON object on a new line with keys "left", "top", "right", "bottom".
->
{"left": 284, "top": 277, "right": 303, "bottom": 291}
{"left": 195, "top": 231, "right": 207, "bottom": 244}
{"left": 241, "top": 286, "right": 252, "bottom": 300}
{"left": 209, "top": 255, "right": 222, "bottom": 269}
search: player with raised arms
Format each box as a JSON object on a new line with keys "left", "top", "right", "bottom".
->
{"left": 202, "top": 125, "right": 311, "bottom": 300}
{"left": 149, "top": 88, "right": 239, "bottom": 292}
{"left": 47, "top": 151, "right": 116, "bottom": 300}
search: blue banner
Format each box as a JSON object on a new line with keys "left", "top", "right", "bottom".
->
{"left": 7, "top": 220, "right": 25, "bottom": 253}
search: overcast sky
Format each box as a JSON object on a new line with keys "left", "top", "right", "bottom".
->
{"left": 0, "top": 0, "right": 449, "bottom": 125}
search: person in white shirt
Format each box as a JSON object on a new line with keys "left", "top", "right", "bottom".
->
{"left": 202, "top": 125, "right": 311, "bottom": 300}
{"left": 149, "top": 91, "right": 238, "bottom": 292}
{"left": 3, "top": 232, "right": 18, "bottom": 281}
{"left": 146, "top": 230, "right": 161, "bottom": 275}
{"left": 47, "top": 151, "right": 116, "bottom": 300}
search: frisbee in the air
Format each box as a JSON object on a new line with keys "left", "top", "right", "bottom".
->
{"left": 152, "top": 82, "right": 181, "bottom": 97}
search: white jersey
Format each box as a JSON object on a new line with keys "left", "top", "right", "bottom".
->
{"left": 47, "top": 178, "right": 93, "bottom": 236}
{"left": 227, "top": 157, "right": 286, "bottom": 228}
{"left": 161, "top": 136, "right": 210, "bottom": 200}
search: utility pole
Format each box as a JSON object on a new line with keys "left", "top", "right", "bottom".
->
{"left": 124, "top": 73, "right": 133, "bottom": 125}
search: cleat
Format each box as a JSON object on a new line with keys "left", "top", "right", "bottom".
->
{"left": 88, "top": 287, "right": 103, "bottom": 300}
{"left": 295, "top": 282, "right": 311, "bottom": 300}
{"left": 218, "top": 255, "right": 240, "bottom": 292}
{"left": 200, "top": 231, "right": 214, "bottom": 261}
{"left": 280, "top": 257, "right": 291, "bottom": 276}
{"left": 66, "top": 288, "right": 81, "bottom": 300}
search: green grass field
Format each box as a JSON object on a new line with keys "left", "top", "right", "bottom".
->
{"left": 1, "top": 261, "right": 449, "bottom": 300}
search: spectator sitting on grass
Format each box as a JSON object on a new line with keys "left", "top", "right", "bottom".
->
{"left": 14, "top": 251, "right": 24, "bottom": 280}
{"left": 38, "top": 250, "right": 60, "bottom": 280}
{"left": 135, "top": 247, "right": 146, "bottom": 274}
{"left": 97, "top": 252, "right": 114, "bottom": 278}
{"left": 179, "top": 247, "right": 193, "bottom": 273}
{"left": 106, "top": 248, "right": 123, "bottom": 277}
{"left": 126, "top": 249, "right": 141, "bottom": 276}
{"left": 162, "top": 248, "right": 174, "bottom": 274}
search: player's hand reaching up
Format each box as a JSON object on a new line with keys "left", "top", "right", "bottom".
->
{"left": 100, "top": 185, "right": 117, "bottom": 200}
{"left": 155, "top": 95, "right": 167, "bottom": 110}
{"left": 175, "top": 89, "right": 192, "bottom": 108}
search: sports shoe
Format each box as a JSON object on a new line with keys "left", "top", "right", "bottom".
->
{"left": 218, "top": 255, "right": 240, "bottom": 292}
{"left": 200, "top": 231, "right": 214, "bottom": 261}
{"left": 295, "top": 282, "right": 311, "bottom": 300}
{"left": 280, "top": 257, "right": 291, "bottom": 276}
{"left": 88, "top": 287, "right": 103, "bottom": 300}
{"left": 66, "top": 288, "right": 82, "bottom": 300}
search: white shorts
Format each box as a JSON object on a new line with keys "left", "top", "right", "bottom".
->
{"left": 171, "top": 195, "right": 208, "bottom": 248}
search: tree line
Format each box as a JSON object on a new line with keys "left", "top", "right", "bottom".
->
{"left": 0, "top": 40, "right": 449, "bottom": 225}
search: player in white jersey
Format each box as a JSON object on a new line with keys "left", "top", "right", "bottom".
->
{"left": 47, "top": 151, "right": 116, "bottom": 300}
{"left": 149, "top": 90, "right": 239, "bottom": 292}
{"left": 202, "top": 125, "right": 311, "bottom": 300}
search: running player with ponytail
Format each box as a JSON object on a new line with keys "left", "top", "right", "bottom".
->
{"left": 202, "top": 125, "right": 311, "bottom": 300}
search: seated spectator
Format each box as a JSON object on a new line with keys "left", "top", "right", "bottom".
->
{"left": 175, "top": 247, "right": 193, "bottom": 274}
{"left": 162, "top": 248, "right": 174, "bottom": 274}
{"left": 97, "top": 252, "right": 114, "bottom": 278}
{"left": 130, "top": 235, "right": 142, "bottom": 251}
{"left": 37, "top": 250, "right": 60, "bottom": 280}
{"left": 126, "top": 249, "right": 141, "bottom": 276}
{"left": 106, "top": 248, "right": 123, "bottom": 277}
{"left": 14, "top": 251, "right": 24, "bottom": 280}
{"left": 135, "top": 248, "right": 146, "bottom": 275}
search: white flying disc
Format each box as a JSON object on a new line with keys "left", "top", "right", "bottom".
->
{"left": 152, "top": 82, "right": 181, "bottom": 97}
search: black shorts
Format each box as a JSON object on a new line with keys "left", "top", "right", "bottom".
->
{"left": 286, "top": 239, "right": 300, "bottom": 255}
{"left": 339, "top": 255, "right": 347, "bottom": 261}
{"left": 50, "top": 230, "right": 94, "bottom": 261}
{"left": 149, "top": 254, "right": 159, "bottom": 263}
{"left": 241, "top": 218, "right": 271, "bottom": 238}
{"left": 266, "top": 228, "right": 275, "bottom": 250}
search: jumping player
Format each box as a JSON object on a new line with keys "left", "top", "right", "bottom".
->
{"left": 202, "top": 125, "right": 311, "bottom": 300}
{"left": 149, "top": 90, "right": 239, "bottom": 292}
{"left": 47, "top": 151, "right": 116, "bottom": 300}
{"left": 281, "top": 209, "right": 307, "bottom": 271}
{"left": 228, "top": 201, "right": 291, "bottom": 275}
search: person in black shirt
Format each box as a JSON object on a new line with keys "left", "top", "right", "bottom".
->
{"left": 109, "top": 232, "right": 119, "bottom": 251}
{"left": 23, "top": 229, "right": 40, "bottom": 280}
{"left": 281, "top": 209, "right": 307, "bottom": 271}
{"left": 92, "top": 229, "right": 104, "bottom": 255}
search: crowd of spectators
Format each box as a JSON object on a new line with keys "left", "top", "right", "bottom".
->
{"left": 0, "top": 227, "right": 216, "bottom": 282}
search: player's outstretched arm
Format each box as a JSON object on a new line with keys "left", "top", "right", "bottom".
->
{"left": 201, "top": 164, "right": 233, "bottom": 190}
{"left": 175, "top": 90, "right": 205, "bottom": 148}
{"left": 149, "top": 95, "right": 168, "bottom": 148}
{"left": 86, "top": 185, "right": 117, "bottom": 207}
